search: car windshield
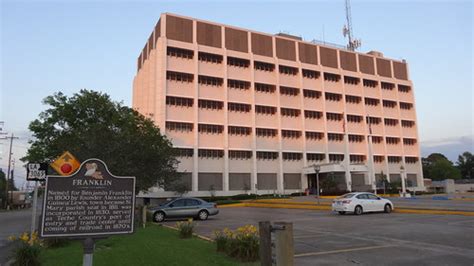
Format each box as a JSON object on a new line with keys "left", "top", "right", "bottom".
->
{"left": 339, "top": 193, "right": 356, "bottom": 199}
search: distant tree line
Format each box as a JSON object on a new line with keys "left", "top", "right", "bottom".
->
{"left": 422, "top": 151, "right": 473, "bottom": 181}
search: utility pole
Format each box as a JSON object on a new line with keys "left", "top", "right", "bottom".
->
{"left": 3, "top": 133, "right": 19, "bottom": 209}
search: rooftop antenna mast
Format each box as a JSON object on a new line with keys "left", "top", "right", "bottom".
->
{"left": 342, "top": 0, "right": 361, "bottom": 51}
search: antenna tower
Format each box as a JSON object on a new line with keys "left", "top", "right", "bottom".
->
{"left": 342, "top": 0, "right": 361, "bottom": 51}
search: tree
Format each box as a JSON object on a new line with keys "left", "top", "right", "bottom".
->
{"left": 456, "top": 151, "right": 474, "bottom": 179}
{"left": 422, "top": 153, "right": 461, "bottom": 181}
{"left": 22, "top": 90, "right": 178, "bottom": 192}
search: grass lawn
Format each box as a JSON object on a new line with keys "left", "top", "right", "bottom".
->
{"left": 40, "top": 224, "right": 258, "bottom": 266}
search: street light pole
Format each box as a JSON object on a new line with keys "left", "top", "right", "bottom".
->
{"left": 313, "top": 165, "right": 321, "bottom": 205}
{"left": 400, "top": 165, "right": 406, "bottom": 197}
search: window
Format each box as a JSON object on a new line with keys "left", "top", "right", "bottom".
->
{"left": 198, "top": 149, "right": 224, "bottom": 158}
{"left": 405, "top": 156, "right": 419, "bottom": 164}
{"left": 387, "top": 156, "right": 402, "bottom": 163}
{"left": 403, "top": 138, "right": 417, "bottom": 145}
{"left": 185, "top": 199, "right": 201, "bottom": 206}
{"left": 303, "top": 89, "right": 321, "bottom": 99}
{"left": 229, "top": 150, "right": 252, "bottom": 159}
{"left": 166, "top": 121, "right": 193, "bottom": 132}
{"left": 255, "top": 105, "right": 277, "bottom": 115}
{"left": 350, "top": 155, "right": 366, "bottom": 163}
{"left": 198, "top": 124, "right": 224, "bottom": 134}
{"left": 383, "top": 100, "right": 397, "bottom": 108}
{"left": 255, "top": 83, "right": 276, "bottom": 93}
{"left": 386, "top": 137, "right": 400, "bottom": 145}
{"left": 364, "top": 97, "right": 380, "bottom": 106}
{"left": 345, "top": 95, "right": 362, "bottom": 104}
{"left": 256, "top": 151, "right": 278, "bottom": 160}
{"left": 363, "top": 79, "right": 378, "bottom": 88}
{"left": 401, "top": 120, "right": 415, "bottom": 128}
{"left": 279, "top": 65, "right": 298, "bottom": 75}
{"left": 198, "top": 99, "right": 223, "bottom": 110}
{"left": 302, "top": 69, "right": 320, "bottom": 79}
{"left": 166, "top": 96, "right": 193, "bottom": 107}
{"left": 227, "top": 57, "right": 250, "bottom": 68}
{"left": 400, "top": 102, "right": 413, "bottom": 110}
{"left": 280, "top": 86, "right": 300, "bottom": 96}
{"left": 282, "top": 130, "right": 302, "bottom": 139}
{"left": 329, "top": 154, "right": 344, "bottom": 162}
{"left": 325, "top": 92, "right": 342, "bottom": 101}
{"left": 356, "top": 194, "right": 368, "bottom": 200}
{"left": 324, "top": 72, "right": 341, "bottom": 82}
{"left": 372, "top": 136, "right": 383, "bottom": 144}
{"left": 326, "top": 112, "right": 343, "bottom": 121}
{"left": 328, "top": 133, "right": 344, "bottom": 141}
{"left": 398, "top": 84, "right": 411, "bottom": 93}
{"left": 174, "top": 148, "right": 194, "bottom": 157}
{"left": 366, "top": 116, "right": 382, "bottom": 125}
{"left": 254, "top": 61, "right": 275, "bottom": 71}
{"left": 374, "top": 155, "right": 384, "bottom": 163}
{"left": 171, "top": 199, "right": 186, "bottom": 207}
{"left": 198, "top": 52, "right": 223, "bottom": 64}
{"left": 228, "top": 102, "right": 251, "bottom": 112}
{"left": 304, "top": 110, "right": 322, "bottom": 119}
{"left": 281, "top": 108, "right": 301, "bottom": 117}
{"left": 306, "top": 131, "right": 324, "bottom": 140}
{"left": 344, "top": 76, "right": 360, "bottom": 85}
{"left": 283, "top": 152, "right": 303, "bottom": 161}
{"left": 347, "top": 115, "right": 363, "bottom": 123}
{"left": 228, "top": 79, "right": 251, "bottom": 90}
{"left": 228, "top": 126, "right": 251, "bottom": 136}
{"left": 167, "top": 47, "right": 194, "bottom": 59}
{"left": 167, "top": 71, "right": 194, "bottom": 83}
{"left": 349, "top": 134, "right": 364, "bottom": 142}
{"left": 307, "top": 153, "right": 325, "bottom": 161}
{"left": 384, "top": 118, "right": 399, "bottom": 126}
{"left": 256, "top": 128, "right": 278, "bottom": 137}
{"left": 198, "top": 75, "right": 223, "bottom": 86}
{"left": 381, "top": 82, "right": 395, "bottom": 90}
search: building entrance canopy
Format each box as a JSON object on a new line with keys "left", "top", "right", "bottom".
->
{"left": 302, "top": 163, "right": 368, "bottom": 174}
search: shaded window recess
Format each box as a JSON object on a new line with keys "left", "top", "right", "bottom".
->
{"left": 350, "top": 155, "right": 366, "bottom": 163}
{"left": 305, "top": 131, "right": 324, "bottom": 140}
{"left": 256, "top": 105, "right": 277, "bottom": 115}
{"left": 401, "top": 120, "right": 415, "bottom": 128}
{"left": 328, "top": 133, "right": 344, "bottom": 142}
{"left": 166, "top": 96, "right": 193, "bottom": 107}
{"left": 398, "top": 84, "right": 411, "bottom": 93}
{"left": 384, "top": 118, "right": 399, "bottom": 126}
{"left": 174, "top": 148, "right": 194, "bottom": 157}
{"left": 329, "top": 154, "right": 344, "bottom": 162}
{"left": 302, "top": 69, "right": 320, "bottom": 79}
{"left": 303, "top": 89, "right": 321, "bottom": 99}
{"left": 324, "top": 72, "right": 341, "bottom": 82}
{"left": 282, "top": 130, "right": 302, "bottom": 139}
{"left": 325, "top": 92, "right": 343, "bottom": 101}
{"left": 364, "top": 97, "right": 380, "bottom": 106}
{"left": 166, "top": 121, "right": 193, "bottom": 132}
{"left": 374, "top": 155, "right": 385, "bottom": 163}
{"left": 387, "top": 156, "right": 402, "bottom": 163}
{"left": 304, "top": 110, "right": 323, "bottom": 119}
{"left": 400, "top": 102, "right": 413, "bottom": 110}
{"left": 326, "top": 112, "right": 343, "bottom": 121}
{"left": 363, "top": 79, "right": 378, "bottom": 88}
{"left": 386, "top": 137, "right": 400, "bottom": 145}
{"left": 167, "top": 47, "right": 194, "bottom": 59}
{"left": 228, "top": 126, "right": 251, "bottom": 136}
{"left": 345, "top": 95, "right": 362, "bottom": 104}
{"left": 256, "top": 151, "right": 279, "bottom": 160}
{"left": 307, "top": 153, "right": 325, "bottom": 161}
{"left": 198, "top": 99, "right": 224, "bottom": 110}
{"left": 281, "top": 108, "right": 301, "bottom": 117}
{"left": 347, "top": 114, "right": 363, "bottom": 123}
{"left": 383, "top": 100, "right": 397, "bottom": 108}
{"left": 227, "top": 57, "right": 250, "bottom": 68}
{"left": 254, "top": 61, "right": 275, "bottom": 72}
{"left": 228, "top": 102, "right": 251, "bottom": 112}
{"left": 344, "top": 76, "right": 360, "bottom": 85}
{"left": 198, "top": 75, "right": 224, "bottom": 86}
{"left": 167, "top": 71, "right": 194, "bottom": 83}
{"left": 371, "top": 136, "right": 383, "bottom": 144}
{"left": 255, "top": 83, "right": 276, "bottom": 93}
{"left": 403, "top": 138, "right": 417, "bottom": 145}
{"left": 198, "top": 52, "right": 223, "bottom": 64}
{"left": 366, "top": 116, "right": 382, "bottom": 125}
{"left": 349, "top": 134, "right": 365, "bottom": 142}
{"left": 405, "top": 156, "right": 419, "bottom": 164}
{"left": 280, "top": 86, "right": 300, "bottom": 96}
{"left": 381, "top": 82, "right": 395, "bottom": 90}
{"left": 279, "top": 65, "right": 298, "bottom": 75}
{"left": 198, "top": 124, "right": 224, "bottom": 134}
{"left": 198, "top": 149, "right": 224, "bottom": 158}
{"left": 228, "top": 79, "right": 251, "bottom": 90}
{"left": 283, "top": 152, "right": 303, "bottom": 161}
{"left": 256, "top": 128, "right": 278, "bottom": 137}
{"left": 229, "top": 150, "right": 252, "bottom": 159}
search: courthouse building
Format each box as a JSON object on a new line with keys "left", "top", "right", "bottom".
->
{"left": 133, "top": 13, "right": 424, "bottom": 197}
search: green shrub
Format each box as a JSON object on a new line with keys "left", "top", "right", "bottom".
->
{"left": 8, "top": 231, "right": 42, "bottom": 266}
{"left": 213, "top": 225, "right": 259, "bottom": 262}
{"left": 176, "top": 219, "right": 195, "bottom": 238}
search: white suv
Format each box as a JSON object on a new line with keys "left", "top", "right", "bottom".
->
{"left": 332, "top": 192, "right": 394, "bottom": 215}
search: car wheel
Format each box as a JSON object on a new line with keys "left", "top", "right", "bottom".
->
{"left": 384, "top": 204, "right": 392, "bottom": 213}
{"left": 338, "top": 211, "right": 346, "bottom": 215}
{"left": 198, "top": 210, "right": 209, "bottom": 221}
{"left": 154, "top": 211, "right": 165, "bottom": 222}
{"left": 354, "top": 205, "right": 363, "bottom": 215}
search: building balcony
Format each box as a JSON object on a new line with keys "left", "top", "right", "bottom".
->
{"left": 228, "top": 135, "right": 253, "bottom": 149}
{"left": 167, "top": 80, "right": 195, "bottom": 98}
{"left": 198, "top": 61, "right": 224, "bottom": 77}
{"left": 167, "top": 57, "right": 195, "bottom": 73}
{"left": 198, "top": 84, "right": 225, "bottom": 101}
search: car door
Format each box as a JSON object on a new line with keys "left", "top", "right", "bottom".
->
{"left": 367, "top": 194, "right": 384, "bottom": 211}
{"left": 355, "top": 194, "right": 371, "bottom": 211}
{"left": 184, "top": 199, "right": 201, "bottom": 217}
{"left": 166, "top": 199, "right": 187, "bottom": 217}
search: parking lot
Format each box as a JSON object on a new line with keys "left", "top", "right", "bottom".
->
{"left": 163, "top": 207, "right": 474, "bottom": 265}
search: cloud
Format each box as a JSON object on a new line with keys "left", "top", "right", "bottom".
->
{"left": 421, "top": 135, "right": 474, "bottom": 162}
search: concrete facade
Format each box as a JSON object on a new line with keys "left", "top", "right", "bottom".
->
{"left": 133, "top": 13, "right": 424, "bottom": 197}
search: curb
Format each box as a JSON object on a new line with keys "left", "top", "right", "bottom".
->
{"left": 159, "top": 223, "right": 214, "bottom": 242}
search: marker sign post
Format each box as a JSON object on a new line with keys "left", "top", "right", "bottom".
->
{"left": 41, "top": 159, "right": 135, "bottom": 266}
{"left": 26, "top": 163, "right": 48, "bottom": 236}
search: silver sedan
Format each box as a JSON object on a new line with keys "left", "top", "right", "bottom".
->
{"left": 148, "top": 197, "right": 219, "bottom": 222}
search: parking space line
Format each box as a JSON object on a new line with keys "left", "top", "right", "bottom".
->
{"left": 294, "top": 244, "right": 395, "bottom": 258}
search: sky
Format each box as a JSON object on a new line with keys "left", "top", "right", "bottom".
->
{"left": 1, "top": 0, "right": 473, "bottom": 188}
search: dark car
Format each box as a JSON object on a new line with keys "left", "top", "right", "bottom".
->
{"left": 148, "top": 197, "right": 219, "bottom": 222}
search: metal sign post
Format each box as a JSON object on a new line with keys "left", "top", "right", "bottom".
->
{"left": 82, "top": 238, "right": 95, "bottom": 266}
{"left": 26, "top": 162, "right": 47, "bottom": 236}
{"left": 30, "top": 181, "right": 39, "bottom": 234}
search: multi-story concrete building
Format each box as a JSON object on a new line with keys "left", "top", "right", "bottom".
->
{"left": 133, "top": 13, "right": 424, "bottom": 197}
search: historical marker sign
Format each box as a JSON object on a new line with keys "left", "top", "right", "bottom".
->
{"left": 41, "top": 159, "right": 136, "bottom": 238}
{"left": 26, "top": 163, "right": 48, "bottom": 181}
